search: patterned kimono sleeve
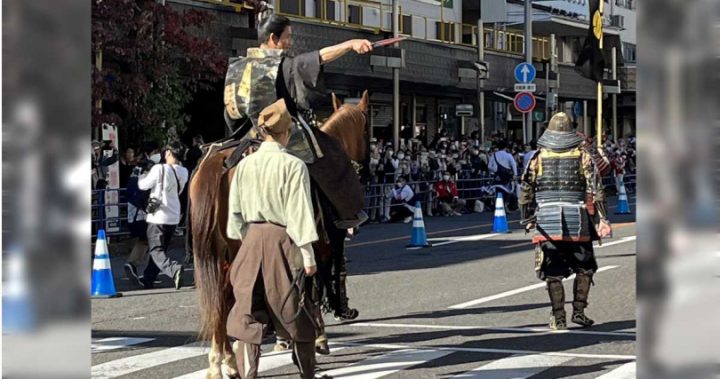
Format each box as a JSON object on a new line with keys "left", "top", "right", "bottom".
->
{"left": 582, "top": 150, "right": 609, "bottom": 221}
{"left": 519, "top": 151, "right": 539, "bottom": 225}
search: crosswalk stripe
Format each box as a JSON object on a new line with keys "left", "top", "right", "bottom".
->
{"left": 449, "top": 265, "right": 620, "bottom": 309}
{"left": 351, "top": 322, "right": 635, "bottom": 338}
{"left": 336, "top": 342, "right": 636, "bottom": 361}
{"left": 172, "top": 345, "right": 348, "bottom": 379}
{"left": 91, "top": 337, "right": 155, "bottom": 353}
{"left": 594, "top": 362, "right": 636, "bottom": 379}
{"left": 449, "top": 353, "right": 572, "bottom": 378}
{"left": 319, "top": 348, "right": 451, "bottom": 379}
{"left": 91, "top": 342, "right": 208, "bottom": 378}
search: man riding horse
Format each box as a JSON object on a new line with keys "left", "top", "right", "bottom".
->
{"left": 215, "top": 3, "right": 373, "bottom": 377}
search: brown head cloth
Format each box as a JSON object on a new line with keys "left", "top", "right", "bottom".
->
{"left": 258, "top": 99, "right": 293, "bottom": 135}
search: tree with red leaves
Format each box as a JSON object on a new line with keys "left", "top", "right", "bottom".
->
{"left": 92, "top": 0, "right": 227, "bottom": 145}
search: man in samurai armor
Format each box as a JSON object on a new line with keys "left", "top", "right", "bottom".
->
{"left": 519, "top": 112, "right": 613, "bottom": 330}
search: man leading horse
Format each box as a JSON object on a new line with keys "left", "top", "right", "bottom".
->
{"left": 193, "top": 4, "right": 373, "bottom": 378}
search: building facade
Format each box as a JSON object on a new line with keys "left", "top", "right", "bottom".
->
{"left": 169, "top": 0, "right": 634, "bottom": 144}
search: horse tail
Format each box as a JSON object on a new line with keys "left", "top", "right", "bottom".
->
{"left": 190, "top": 151, "right": 231, "bottom": 342}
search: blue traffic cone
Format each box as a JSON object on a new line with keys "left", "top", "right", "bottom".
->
{"left": 615, "top": 181, "right": 632, "bottom": 214}
{"left": 492, "top": 193, "right": 511, "bottom": 233}
{"left": 2, "top": 245, "right": 35, "bottom": 333}
{"left": 91, "top": 230, "right": 122, "bottom": 298}
{"left": 407, "top": 201, "right": 431, "bottom": 248}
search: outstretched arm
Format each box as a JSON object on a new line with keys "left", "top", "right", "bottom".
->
{"left": 319, "top": 39, "right": 373, "bottom": 64}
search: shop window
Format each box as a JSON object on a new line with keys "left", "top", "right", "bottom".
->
{"left": 315, "top": 0, "right": 336, "bottom": 20}
{"left": 348, "top": 4, "right": 362, "bottom": 25}
{"left": 435, "top": 22, "right": 454, "bottom": 42}
{"left": 401, "top": 15, "right": 412, "bottom": 35}
{"left": 279, "top": 0, "right": 305, "bottom": 16}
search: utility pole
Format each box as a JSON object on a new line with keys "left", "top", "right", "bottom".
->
{"left": 392, "top": 0, "right": 400, "bottom": 151}
{"left": 612, "top": 46, "right": 618, "bottom": 143}
{"left": 477, "top": 17, "right": 485, "bottom": 145}
{"left": 524, "top": 0, "right": 532, "bottom": 144}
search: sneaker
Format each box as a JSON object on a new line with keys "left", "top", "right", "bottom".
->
{"left": 174, "top": 229, "right": 184, "bottom": 237}
{"left": 124, "top": 263, "right": 143, "bottom": 289}
{"left": 549, "top": 311, "right": 567, "bottom": 330}
{"left": 452, "top": 211, "right": 463, "bottom": 216}
{"left": 174, "top": 267, "right": 184, "bottom": 290}
{"left": 334, "top": 308, "right": 359, "bottom": 322}
{"left": 403, "top": 216, "right": 413, "bottom": 224}
{"left": 571, "top": 310, "right": 595, "bottom": 327}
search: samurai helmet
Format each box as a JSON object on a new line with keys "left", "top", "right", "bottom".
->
{"left": 547, "top": 112, "right": 573, "bottom": 133}
{"left": 537, "top": 112, "right": 583, "bottom": 151}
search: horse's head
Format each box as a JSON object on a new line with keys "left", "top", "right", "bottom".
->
{"left": 322, "top": 90, "right": 370, "bottom": 163}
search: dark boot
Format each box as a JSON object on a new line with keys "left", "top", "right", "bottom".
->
{"left": 572, "top": 269, "right": 595, "bottom": 327}
{"left": 332, "top": 257, "right": 359, "bottom": 322}
{"left": 547, "top": 276, "right": 566, "bottom": 330}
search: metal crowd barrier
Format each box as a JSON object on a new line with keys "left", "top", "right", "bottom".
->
{"left": 92, "top": 188, "right": 130, "bottom": 239}
{"left": 91, "top": 173, "right": 636, "bottom": 237}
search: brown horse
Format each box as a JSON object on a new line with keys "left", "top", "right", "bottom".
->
{"left": 189, "top": 91, "right": 369, "bottom": 379}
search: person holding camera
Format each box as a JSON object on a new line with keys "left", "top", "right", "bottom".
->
{"left": 127, "top": 142, "right": 189, "bottom": 290}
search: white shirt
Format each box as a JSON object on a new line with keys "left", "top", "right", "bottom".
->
{"left": 488, "top": 150, "right": 518, "bottom": 176}
{"left": 138, "top": 163, "right": 189, "bottom": 225}
{"left": 227, "top": 142, "right": 318, "bottom": 267}
{"left": 391, "top": 185, "right": 414, "bottom": 203}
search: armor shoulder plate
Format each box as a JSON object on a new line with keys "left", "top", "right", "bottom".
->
{"left": 224, "top": 49, "right": 283, "bottom": 128}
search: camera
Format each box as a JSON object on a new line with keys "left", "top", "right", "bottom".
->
{"left": 136, "top": 158, "right": 155, "bottom": 173}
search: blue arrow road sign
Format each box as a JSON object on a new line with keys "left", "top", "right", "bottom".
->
{"left": 514, "top": 62, "right": 536, "bottom": 83}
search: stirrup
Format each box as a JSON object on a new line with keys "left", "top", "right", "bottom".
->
{"left": 571, "top": 310, "right": 595, "bottom": 327}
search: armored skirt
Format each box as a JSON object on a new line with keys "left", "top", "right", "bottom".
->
{"left": 226, "top": 223, "right": 316, "bottom": 345}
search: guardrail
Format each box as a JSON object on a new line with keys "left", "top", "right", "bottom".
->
{"left": 92, "top": 173, "right": 635, "bottom": 237}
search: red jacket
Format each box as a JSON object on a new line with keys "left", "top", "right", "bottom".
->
{"left": 434, "top": 180, "right": 459, "bottom": 200}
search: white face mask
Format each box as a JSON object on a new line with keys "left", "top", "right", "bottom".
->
{"left": 398, "top": 154, "right": 405, "bottom": 160}
{"left": 443, "top": 175, "right": 450, "bottom": 181}
{"left": 150, "top": 153, "right": 161, "bottom": 163}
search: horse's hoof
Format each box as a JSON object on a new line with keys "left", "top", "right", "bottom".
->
{"left": 222, "top": 362, "right": 239, "bottom": 378}
{"left": 204, "top": 367, "right": 223, "bottom": 379}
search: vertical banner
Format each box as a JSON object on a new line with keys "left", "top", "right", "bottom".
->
{"left": 101, "top": 123, "right": 121, "bottom": 233}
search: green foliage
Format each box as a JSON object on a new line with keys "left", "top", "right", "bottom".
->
{"left": 92, "top": 0, "right": 227, "bottom": 145}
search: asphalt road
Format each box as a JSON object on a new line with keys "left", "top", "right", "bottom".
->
{"left": 91, "top": 198, "right": 637, "bottom": 379}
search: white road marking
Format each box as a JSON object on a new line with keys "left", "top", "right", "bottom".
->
{"left": 411, "top": 233, "right": 500, "bottom": 250}
{"left": 449, "top": 353, "right": 572, "bottom": 378}
{"left": 172, "top": 346, "right": 347, "bottom": 379}
{"left": 448, "top": 266, "right": 620, "bottom": 309}
{"left": 598, "top": 236, "right": 636, "bottom": 248}
{"left": 91, "top": 337, "right": 155, "bottom": 353}
{"left": 594, "top": 362, "right": 637, "bottom": 379}
{"left": 320, "top": 348, "right": 451, "bottom": 379}
{"left": 350, "top": 322, "right": 635, "bottom": 338}
{"left": 335, "top": 341, "right": 636, "bottom": 361}
{"left": 91, "top": 342, "right": 208, "bottom": 378}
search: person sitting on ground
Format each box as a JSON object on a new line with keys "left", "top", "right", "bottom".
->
{"left": 383, "top": 176, "right": 416, "bottom": 223}
{"left": 434, "top": 171, "right": 466, "bottom": 216}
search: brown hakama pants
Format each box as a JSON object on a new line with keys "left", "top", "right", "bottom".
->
{"left": 226, "top": 223, "right": 317, "bottom": 379}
